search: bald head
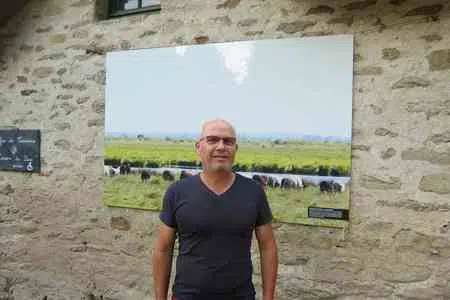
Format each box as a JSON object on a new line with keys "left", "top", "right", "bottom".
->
{"left": 199, "top": 119, "right": 237, "bottom": 140}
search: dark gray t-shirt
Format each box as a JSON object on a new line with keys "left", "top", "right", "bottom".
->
{"left": 159, "top": 172, "right": 273, "bottom": 300}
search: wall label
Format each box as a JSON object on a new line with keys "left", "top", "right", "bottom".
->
{"left": 0, "top": 129, "right": 41, "bottom": 173}
{"left": 308, "top": 207, "right": 349, "bottom": 220}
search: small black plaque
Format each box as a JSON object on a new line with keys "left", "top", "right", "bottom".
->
{"left": 308, "top": 207, "right": 349, "bottom": 221}
{"left": 0, "top": 129, "right": 41, "bottom": 173}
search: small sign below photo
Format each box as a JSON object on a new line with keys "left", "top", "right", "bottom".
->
{"left": 308, "top": 207, "right": 349, "bottom": 221}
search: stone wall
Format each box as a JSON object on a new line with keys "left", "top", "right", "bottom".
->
{"left": 0, "top": 0, "right": 449, "bottom": 299}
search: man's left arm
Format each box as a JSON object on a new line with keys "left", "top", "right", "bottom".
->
{"left": 255, "top": 222, "right": 278, "bottom": 300}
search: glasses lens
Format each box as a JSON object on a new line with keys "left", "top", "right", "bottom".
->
{"left": 204, "top": 136, "right": 236, "bottom": 145}
{"left": 223, "top": 138, "right": 236, "bottom": 145}
{"left": 206, "top": 136, "right": 220, "bottom": 143}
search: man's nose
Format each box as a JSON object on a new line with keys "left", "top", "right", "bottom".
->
{"left": 216, "top": 139, "right": 226, "bottom": 149}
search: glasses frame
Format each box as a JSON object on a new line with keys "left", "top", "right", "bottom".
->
{"left": 199, "top": 135, "right": 237, "bottom": 147}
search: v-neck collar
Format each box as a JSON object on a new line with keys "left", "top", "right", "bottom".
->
{"left": 198, "top": 172, "right": 237, "bottom": 197}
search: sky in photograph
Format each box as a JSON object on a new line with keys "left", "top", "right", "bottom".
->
{"left": 105, "top": 35, "right": 354, "bottom": 139}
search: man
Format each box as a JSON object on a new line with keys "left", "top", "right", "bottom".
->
{"left": 152, "top": 119, "right": 278, "bottom": 300}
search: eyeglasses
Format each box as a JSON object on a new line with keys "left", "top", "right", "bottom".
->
{"left": 200, "top": 135, "right": 237, "bottom": 146}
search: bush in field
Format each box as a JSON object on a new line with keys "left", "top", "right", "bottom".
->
{"left": 317, "top": 165, "right": 329, "bottom": 176}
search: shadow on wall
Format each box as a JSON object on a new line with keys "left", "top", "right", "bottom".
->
{"left": 0, "top": 0, "right": 29, "bottom": 26}
{"left": 0, "top": 0, "right": 30, "bottom": 70}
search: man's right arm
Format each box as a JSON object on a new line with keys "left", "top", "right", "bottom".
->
{"left": 152, "top": 223, "right": 176, "bottom": 300}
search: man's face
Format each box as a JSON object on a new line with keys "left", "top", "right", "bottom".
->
{"left": 195, "top": 122, "right": 238, "bottom": 172}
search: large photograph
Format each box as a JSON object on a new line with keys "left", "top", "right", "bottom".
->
{"left": 103, "top": 35, "right": 354, "bottom": 227}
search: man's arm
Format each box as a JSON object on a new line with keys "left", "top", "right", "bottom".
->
{"left": 152, "top": 223, "right": 176, "bottom": 300}
{"left": 255, "top": 222, "right": 278, "bottom": 300}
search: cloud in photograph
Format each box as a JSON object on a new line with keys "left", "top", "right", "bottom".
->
{"left": 215, "top": 42, "right": 254, "bottom": 85}
{"left": 174, "top": 45, "right": 188, "bottom": 56}
{"left": 106, "top": 35, "right": 354, "bottom": 138}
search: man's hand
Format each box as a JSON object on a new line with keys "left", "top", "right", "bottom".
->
{"left": 152, "top": 223, "right": 176, "bottom": 300}
{"left": 255, "top": 223, "right": 278, "bottom": 300}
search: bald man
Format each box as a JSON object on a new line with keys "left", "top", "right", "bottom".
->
{"left": 152, "top": 119, "right": 278, "bottom": 300}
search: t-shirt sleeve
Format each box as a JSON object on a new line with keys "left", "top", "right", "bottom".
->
{"left": 159, "top": 183, "right": 178, "bottom": 228}
{"left": 255, "top": 186, "right": 273, "bottom": 227}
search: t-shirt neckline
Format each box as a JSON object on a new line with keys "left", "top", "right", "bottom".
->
{"left": 197, "top": 172, "right": 238, "bottom": 197}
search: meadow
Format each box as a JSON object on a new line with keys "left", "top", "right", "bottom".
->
{"left": 104, "top": 137, "right": 351, "bottom": 176}
{"left": 103, "top": 137, "right": 351, "bottom": 228}
{"left": 103, "top": 173, "right": 349, "bottom": 228}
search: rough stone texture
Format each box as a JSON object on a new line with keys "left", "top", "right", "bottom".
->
{"left": 427, "top": 130, "right": 450, "bottom": 144}
{"left": 406, "top": 99, "right": 450, "bottom": 120}
{"left": 401, "top": 148, "right": 450, "bottom": 165}
{"left": 403, "top": 4, "right": 444, "bottom": 17}
{"left": 139, "top": 30, "right": 157, "bottom": 38}
{"left": 306, "top": 5, "right": 335, "bottom": 15}
{"left": 49, "top": 33, "right": 67, "bottom": 44}
{"left": 360, "top": 175, "right": 402, "bottom": 190}
{"left": 1, "top": 0, "right": 450, "bottom": 299}
{"left": 392, "top": 76, "right": 431, "bottom": 89}
{"left": 0, "top": 183, "right": 14, "bottom": 195}
{"left": 16, "top": 76, "right": 27, "bottom": 83}
{"left": 110, "top": 216, "right": 131, "bottom": 231}
{"left": 57, "top": 68, "right": 67, "bottom": 76}
{"left": 20, "top": 89, "right": 37, "bottom": 96}
{"left": 217, "top": 0, "right": 241, "bottom": 9}
{"left": 418, "top": 174, "right": 450, "bottom": 194}
{"left": 343, "top": 0, "right": 377, "bottom": 11}
{"left": 237, "top": 18, "right": 258, "bottom": 27}
{"left": 376, "top": 198, "right": 450, "bottom": 212}
{"left": 389, "top": 0, "right": 407, "bottom": 5}
{"left": 193, "top": 35, "right": 209, "bottom": 44}
{"left": 32, "top": 67, "right": 54, "bottom": 78}
{"left": 38, "top": 52, "right": 66, "bottom": 61}
{"left": 277, "top": 20, "right": 317, "bottom": 33}
{"left": 382, "top": 48, "right": 400, "bottom": 60}
{"left": 62, "top": 83, "right": 87, "bottom": 91}
{"left": 375, "top": 128, "right": 398, "bottom": 137}
{"left": 421, "top": 33, "right": 442, "bottom": 42}
{"left": 327, "top": 16, "right": 354, "bottom": 26}
{"left": 427, "top": 49, "right": 450, "bottom": 71}
{"left": 380, "top": 147, "right": 396, "bottom": 159}
{"left": 369, "top": 104, "right": 383, "bottom": 114}
{"left": 356, "top": 65, "right": 383, "bottom": 75}
{"left": 352, "top": 145, "right": 370, "bottom": 151}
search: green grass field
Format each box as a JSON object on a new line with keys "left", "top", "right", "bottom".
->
{"left": 104, "top": 138, "right": 351, "bottom": 175}
{"left": 103, "top": 172, "right": 350, "bottom": 228}
{"left": 103, "top": 138, "right": 351, "bottom": 228}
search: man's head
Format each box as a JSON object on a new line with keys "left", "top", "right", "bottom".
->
{"left": 195, "top": 119, "right": 238, "bottom": 173}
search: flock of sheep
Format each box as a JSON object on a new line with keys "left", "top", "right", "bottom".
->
{"left": 103, "top": 163, "right": 347, "bottom": 194}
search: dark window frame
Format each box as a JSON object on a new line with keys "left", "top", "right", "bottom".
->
{"left": 105, "top": 0, "right": 161, "bottom": 19}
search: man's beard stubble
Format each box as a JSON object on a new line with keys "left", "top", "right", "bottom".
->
{"left": 209, "top": 162, "right": 233, "bottom": 172}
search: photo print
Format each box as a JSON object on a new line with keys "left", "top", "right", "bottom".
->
{"left": 103, "top": 35, "right": 354, "bottom": 228}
